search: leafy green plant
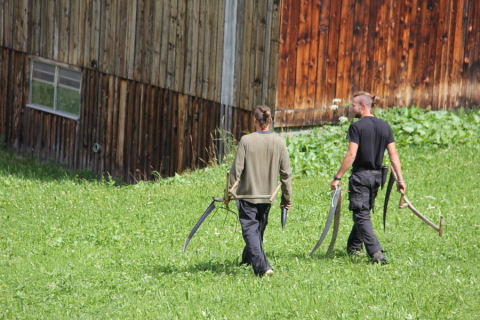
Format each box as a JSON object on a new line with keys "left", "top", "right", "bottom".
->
{"left": 286, "top": 107, "right": 480, "bottom": 177}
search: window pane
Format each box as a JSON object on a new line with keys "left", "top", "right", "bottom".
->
{"left": 31, "top": 80, "right": 54, "bottom": 109}
{"left": 57, "top": 86, "right": 80, "bottom": 115}
{"left": 58, "top": 68, "right": 81, "bottom": 90}
{"left": 32, "top": 61, "right": 55, "bottom": 83}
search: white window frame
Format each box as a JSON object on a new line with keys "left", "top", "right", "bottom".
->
{"left": 27, "top": 57, "right": 82, "bottom": 120}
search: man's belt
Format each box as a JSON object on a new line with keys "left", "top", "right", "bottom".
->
{"left": 352, "top": 167, "right": 381, "bottom": 173}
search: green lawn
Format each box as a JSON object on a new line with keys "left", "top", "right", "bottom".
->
{"left": 0, "top": 144, "right": 479, "bottom": 319}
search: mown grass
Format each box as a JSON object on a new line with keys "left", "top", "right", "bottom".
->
{"left": 0, "top": 142, "right": 479, "bottom": 319}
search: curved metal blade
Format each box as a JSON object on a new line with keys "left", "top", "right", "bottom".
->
{"left": 310, "top": 187, "right": 341, "bottom": 256}
{"left": 281, "top": 207, "right": 288, "bottom": 229}
{"left": 326, "top": 192, "right": 342, "bottom": 256}
{"left": 183, "top": 200, "right": 216, "bottom": 252}
{"left": 383, "top": 171, "right": 395, "bottom": 233}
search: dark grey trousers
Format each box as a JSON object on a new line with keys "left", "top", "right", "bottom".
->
{"left": 237, "top": 200, "right": 272, "bottom": 276}
{"left": 347, "top": 170, "right": 383, "bottom": 257}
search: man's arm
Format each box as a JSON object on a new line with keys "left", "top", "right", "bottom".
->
{"left": 386, "top": 142, "right": 406, "bottom": 193}
{"left": 330, "top": 141, "right": 358, "bottom": 190}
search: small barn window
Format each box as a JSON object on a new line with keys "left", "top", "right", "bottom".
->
{"left": 28, "top": 59, "right": 82, "bottom": 120}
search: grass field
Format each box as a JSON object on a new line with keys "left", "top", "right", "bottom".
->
{"left": 0, "top": 142, "right": 479, "bottom": 319}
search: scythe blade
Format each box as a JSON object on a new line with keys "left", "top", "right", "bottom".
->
{"left": 310, "top": 187, "right": 342, "bottom": 256}
{"left": 383, "top": 170, "right": 395, "bottom": 233}
{"left": 183, "top": 200, "right": 217, "bottom": 252}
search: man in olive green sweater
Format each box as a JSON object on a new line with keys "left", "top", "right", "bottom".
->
{"left": 226, "top": 105, "right": 292, "bottom": 276}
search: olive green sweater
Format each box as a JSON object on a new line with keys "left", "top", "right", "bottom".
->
{"left": 228, "top": 132, "right": 292, "bottom": 205}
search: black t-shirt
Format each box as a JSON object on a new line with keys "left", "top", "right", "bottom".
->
{"left": 346, "top": 116, "right": 395, "bottom": 170}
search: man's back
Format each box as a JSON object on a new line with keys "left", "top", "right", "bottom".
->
{"left": 347, "top": 117, "right": 394, "bottom": 169}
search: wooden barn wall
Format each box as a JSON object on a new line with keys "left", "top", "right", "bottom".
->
{"left": 0, "top": 48, "right": 254, "bottom": 183}
{"left": 0, "top": 0, "right": 281, "bottom": 113}
{"left": 276, "top": 0, "right": 480, "bottom": 127}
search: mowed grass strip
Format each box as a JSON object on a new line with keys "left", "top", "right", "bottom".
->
{"left": 0, "top": 145, "right": 479, "bottom": 319}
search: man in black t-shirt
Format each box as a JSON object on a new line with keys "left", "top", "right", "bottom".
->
{"left": 330, "top": 92, "right": 406, "bottom": 264}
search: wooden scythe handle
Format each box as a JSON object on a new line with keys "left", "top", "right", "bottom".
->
{"left": 391, "top": 168, "right": 443, "bottom": 236}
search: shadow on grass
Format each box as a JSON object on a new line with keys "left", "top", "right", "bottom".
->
{"left": 0, "top": 147, "right": 125, "bottom": 184}
{"left": 149, "top": 258, "right": 247, "bottom": 276}
{"left": 282, "top": 249, "right": 368, "bottom": 265}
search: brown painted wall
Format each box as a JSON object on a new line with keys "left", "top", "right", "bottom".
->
{"left": 276, "top": 0, "right": 480, "bottom": 127}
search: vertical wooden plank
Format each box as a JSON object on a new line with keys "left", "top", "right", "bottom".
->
{"left": 107, "top": 0, "right": 118, "bottom": 75}
{"left": 125, "top": 0, "right": 137, "bottom": 79}
{"left": 336, "top": 0, "right": 354, "bottom": 103}
{"left": 159, "top": 0, "right": 171, "bottom": 88}
{"left": 116, "top": 80, "right": 127, "bottom": 179}
{"left": 276, "top": 0, "right": 292, "bottom": 112}
{"left": 370, "top": 1, "right": 388, "bottom": 102}
{"left": 304, "top": 0, "right": 320, "bottom": 116}
{"left": 133, "top": 0, "right": 145, "bottom": 82}
{"left": 324, "top": 0, "right": 341, "bottom": 117}
{"left": 411, "top": 1, "right": 428, "bottom": 108}
{"left": 135, "top": 84, "right": 145, "bottom": 181}
{"left": 395, "top": 0, "right": 414, "bottom": 107}
{"left": 190, "top": 97, "right": 199, "bottom": 168}
{"left": 312, "top": 0, "right": 331, "bottom": 122}
{"left": 200, "top": 0, "right": 213, "bottom": 99}
{"left": 174, "top": 0, "right": 186, "bottom": 92}
{"left": 13, "top": 0, "right": 29, "bottom": 52}
{"left": 232, "top": 0, "right": 245, "bottom": 108}
{"left": 384, "top": 0, "right": 403, "bottom": 107}
{"left": 169, "top": 92, "right": 178, "bottom": 175}
{"left": 404, "top": 0, "right": 420, "bottom": 107}
{"left": 432, "top": 0, "right": 451, "bottom": 109}
{"left": 97, "top": 0, "right": 108, "bottom": 72}
{"left": 183, "top": 0, "right": 198, "bottom": 95}
{"left": 166, "top": 0, "right": 178, "bottom": 90}
{"left": 147, "top": 86, "right": 156, "bottom": 177}
{"left": 293, "top": 0, "right": 312, "bottom": 119}
{"left": 124, "top": 81, "right": 136, "bottom": 180}
{"left": 115, "top": 0, "right": 126, "bottom": 77}
{"left": 152, "top": 88, "right": 162, "bottom": 173}
{"left": 423, "top": 1, "right": 440, "bottom": 109}
{"left": 0, "top": 49, "right": 5, "bottom": 138}
{"left": 265, "top": 0, "right": 281, "bottom": 108}
{"left": 350, "top": 0, "right": 366, "bottom": 95}
{"left": 76, "top": 0, "right": 87, "bottom": 66}
{"left": 465, "top": 0, "right": 480, "bottom": 106}
{"left": 451, "top": 0, "right": 469, "bottom": 108}
{"left": 151, "top": 0, "right": 164, "bottom": 88}
{"left": 103, "top": 75, "right": 114, "bottom": 176}
{"left": 0, "top": 1, "right": 4, "bottom": 47}
{"left": 143, "top": 0, "right": 155, "bottom": 84}
{"left": 176, "top": 94, "right": 186, "bottom": 173}
{"left": 82, "top": 0, "right": 92, "bottom": 67}
{"left": 456, "top": 1, "right": 470, "bottom": 107}
{"left": 251, "top": 0, "right": 266, "bottom": 108}
{"left": 89, "top": 0, "right": 102, "bottom": 70}
{"left": 11, "top": 52, "right": 24, "bottom": 149}
{"left": 3, "top": 0, "right": 13, "bottom": 48}
{"left": 160, "top": 89, "right": 172, "bottom": 176}
{"left": 214, "top": 0, "right": 226, "bottom": 103}
{"left": 58, "top": 0, "right": 71, "bottom": 62}
{"left": 68, "top": 0, "right": 79, "bottom": 64}
{"left": 28, "top": 0, "right": 41, "bottom": 55}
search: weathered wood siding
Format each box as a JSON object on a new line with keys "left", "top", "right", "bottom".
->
{"left": 0, "top": 49, "right": 255, "bottom": 182}
{"left": 276, "top": 0, "right": 480, "bottom": 127}
{"left": 1, "top": 0, "right": 280, "bottom": 110}
{"left": 0, "top": 0, "right": 281, "bottom": 181}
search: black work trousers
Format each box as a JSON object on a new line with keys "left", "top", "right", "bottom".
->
{"left": 237, "top": 200, "right": 272, "bottom": 276}
{"left": 347, "top": 170, "right": 383, "bottom": 257}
